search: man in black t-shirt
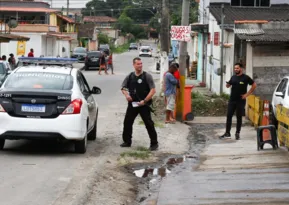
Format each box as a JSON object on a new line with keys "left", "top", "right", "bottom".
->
{"left": 220, "top": 63, "right": 257, "bottom": 140}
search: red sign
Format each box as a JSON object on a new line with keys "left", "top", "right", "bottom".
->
{"left": 170, "top": 26, "right": 191, "bottom": 42}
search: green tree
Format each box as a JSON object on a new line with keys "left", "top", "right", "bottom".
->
{"left": 115, "top": 13, "right": 134, "bottom": 35}
{"left": 149, "top": 15, "right": 160, "bottom": 33}
{"left": 170, "top": 0, "right": 199, "bottom": 25}
{"left": 98, "top": 33, "right": 109, "bottom": 44}
{"left": 82, "top": 0, "right": 123, "bottom": 17}
{"left": 130, "top": 24, "right": 146, "bottom": 38}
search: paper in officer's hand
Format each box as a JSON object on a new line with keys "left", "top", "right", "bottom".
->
{"left": 132, "top": 102, "right": 140, "bottom": 107}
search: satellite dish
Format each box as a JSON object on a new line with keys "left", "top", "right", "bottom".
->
{"left": 8, "top": 20, "right": 18, "bottom": 29}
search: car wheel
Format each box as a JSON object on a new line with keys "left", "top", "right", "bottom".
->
{"left": 75, "top": 132, "right": 87, "bottom": 154}
{"left": 88, "top": 111, "right": 98, "bottom": 141}
{"left": 0, "top": 139, "right": 5, "bottom": 150}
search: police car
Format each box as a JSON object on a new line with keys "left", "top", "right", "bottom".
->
{"left": 0, "top": 57, "right": 101, "bottom": 154}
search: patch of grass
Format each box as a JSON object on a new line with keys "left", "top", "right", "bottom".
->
{"left": 191, "top": 91, "right": 204, "bottom": 99}
{"left": 135, "top": 146, "right": 150, "bottom": 152}
{"left": 138, "top": 120, "right": 165, "bottom": 128}
{"left": 211, "top": 93, "right": 219, "bottom": 98}
{"left": 111, "top": 43, "right": 130, "bottom": 54}
{"left": 220, "top": 92, "right": 230, "bottom": 100}
{"left": 191, "top": 91, "right": 228, "bottom": 116}
{"left": 120, "top": 149, "right": 151, "bottom": 160}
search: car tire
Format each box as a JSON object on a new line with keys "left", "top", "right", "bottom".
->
{"left": 88, "top": 111, "right": 98, "bottom": 141}
{"left": 75, "top": 132, "right": 87, "bottom": 154}
{"left": 0, "top": 139, "right": 5, "bottom": 150}
{"left": 84, "top": 65, "right": 89, "bottom": 71}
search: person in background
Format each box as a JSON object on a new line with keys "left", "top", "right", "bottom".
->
{"left": 1, "top": 55, "right": 7, "bottom": 61}
{"left": 107, "top": 52, "right": 114, "bottom": 74}
{"left": 8, "top": 54, "right": 16, "bottom": 70}
{"left": 162, "top": 63, "right": 180, "bottom": 121}
{"left": 99, "top": 52, "right": 108, "bottom": 75}
{"left": 28, "top": 49, "right": 34, "bottom": 57}
{"left": 164, "top": 63, "right": 179, "bottom": 123}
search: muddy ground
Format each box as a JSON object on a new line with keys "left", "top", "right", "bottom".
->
{"left": 56, "top": 96, "right": 225, "bottom": 205}
{"left": 53, "top": 95, "right": 190, "bottom": 205}
{"left": 130, "top": 123, "right": 227, "bottom": 204}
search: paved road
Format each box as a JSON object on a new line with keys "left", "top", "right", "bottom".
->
{"left": 0, "top": 41, "right": 158, "bottom": 205}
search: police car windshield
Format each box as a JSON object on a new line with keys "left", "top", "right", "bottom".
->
{"left": 4, "top": 72, "right": 73, "bottom": 90}
{"left": 0, "top": 64, "right": 5, "bottom": 74}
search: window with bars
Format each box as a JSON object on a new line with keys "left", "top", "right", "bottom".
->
{"left": 231, "top": 0, "right": 270, "bottom": 7}
{"left": 214, "top": 32, "right": 219, "bottom": 46}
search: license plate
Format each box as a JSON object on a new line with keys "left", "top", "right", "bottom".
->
{"left": 21, "top": 104, "right": 46, "bottom": 113}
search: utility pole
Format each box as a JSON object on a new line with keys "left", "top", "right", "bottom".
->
{"left": 67, "top": 0, "right": 69, "bottom": 17}
{"left": 160, "top": 0, "right": 169, "bottom": 53}
{"left": 176, "top": 0, "right": 190, "bottom": 122}
{"left": 220, "top": 4, "right": 225, "bottom": 94}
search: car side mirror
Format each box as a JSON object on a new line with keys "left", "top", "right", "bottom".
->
{"left": 91, "top": 86, "right": 101, "bottom": 94}
{"left": 7, "top": 70, "right": 12, "bottom": 75}
{"left": 275, "top": 91, "right": 285, "bottom": 98}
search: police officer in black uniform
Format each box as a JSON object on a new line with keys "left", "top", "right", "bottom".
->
{"left": 120, "top": 57, "right": 158, "bottom": 151}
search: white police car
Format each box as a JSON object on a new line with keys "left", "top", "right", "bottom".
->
{"left": 0, "top": 57, "right": 101, "bottom": 153}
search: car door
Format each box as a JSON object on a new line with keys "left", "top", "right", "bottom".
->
{"left": 77, "top": 72, "right": 96, "bottom": 130}
{"left": 273, "top": 78, "right": 288, "bottom": 114}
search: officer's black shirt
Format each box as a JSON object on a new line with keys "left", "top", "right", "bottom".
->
{"left": 121, "top": 71, "right": 155, "bottom": 105}
{"left": 228, "top": 74, "right": 254, "bottom": 102}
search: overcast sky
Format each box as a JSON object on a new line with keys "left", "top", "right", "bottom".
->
{"left": 42, "top": 0, "right": 90, "bottom": 9}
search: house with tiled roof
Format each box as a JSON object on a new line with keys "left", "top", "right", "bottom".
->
{"left": 0, "top": 0, "right": 79, "bottom": 59}
{"left": 191, "top": 0, "right": 289, "bottom": 100}
{"left": 82, "top": 16, "right": 119, "bottom": 39}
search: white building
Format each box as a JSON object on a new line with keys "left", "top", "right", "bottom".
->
{"left": 191, "top": 0, "right": 289, "bottom": 100}
{"left": 0, "top": 0, "right": 78, "bottom": 60}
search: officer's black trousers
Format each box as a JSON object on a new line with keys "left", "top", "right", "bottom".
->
{"left": 122, "top": 104, "right": 158, "bottom": 145}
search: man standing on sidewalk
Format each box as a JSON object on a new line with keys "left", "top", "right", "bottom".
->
{"left": 120, "top": 57, "right": 158, "bottom": 151}
{"left": 164, "top": 63, "right": 178, "bottom": 123}
{"left": 220, "top": 63, "right": 257, "bottom": 140}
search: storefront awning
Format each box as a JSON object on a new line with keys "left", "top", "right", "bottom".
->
{"left": 190, "top": 24, "right": 209, "bottom": 33}
{"left": 0, "top": 33, "right": 30, "bottom": 43}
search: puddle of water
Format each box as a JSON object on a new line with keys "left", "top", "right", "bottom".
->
{"left": 166, "top": 155, "right": 197, "bottom": 165}
{"left": 133, "top": 155, "right": 198, "bottom": 178}
{"left": 134, "top": 167, "right": 171, "bottom": 178}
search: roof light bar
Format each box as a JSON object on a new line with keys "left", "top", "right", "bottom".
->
{"left": 18, "top": 57, "right": 78, "bottom": 65}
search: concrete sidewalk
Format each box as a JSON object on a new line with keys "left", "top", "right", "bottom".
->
{"left": 185, "top": 116, "right": 250, "bottom": 125}
{"left": 156, "top": 125, "right": 289, "bottom": 205}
